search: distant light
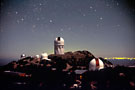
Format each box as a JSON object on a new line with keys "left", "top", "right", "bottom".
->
{"left": 4, "top": 71, "right": 11, "bottom": 72}
{"left": 52, "top": 68, "right": 56, "bottom": 71}
{"left": 104, "top": 57, "right": 135, "bottom": 60}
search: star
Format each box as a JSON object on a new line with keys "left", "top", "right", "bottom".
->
{"left": 116, "top": 2, "right": 119, "bottom": 6}
{"left": 32, "top": 25, "right": 36, "bottom": 28}
{"left": 83, "top": 14, "right": 86, "bottom": 17}
{"left": 117, "top": 24, "right": 120, "bottom": 27}
{"left": 39, "top": 3, "right": 42, "bottom": 6}
{"left": 99, "top": 17, "right": 103, "bottom": 20}
{"left": 60, "top": 28, "right": 64, "bottom": 31}
{"left": 16, "top": 20, "right": 20, "bottom": 24}
{"left": 37, "top": 17, "right": 40, "bottom": 21}
{"left": 21, "top": 18, "right": 24, "bottom": 21}
{"left": 106, "top": 4, "right": 109, "bottom": 7}
{"left": 49, "top": 20, "right": 53, "bottom": 23}
{"left": 15, "top": 11, "right": 18, "bottom": 14}
{"left": 90, "top": 6, "right": 93, "bottom": 9}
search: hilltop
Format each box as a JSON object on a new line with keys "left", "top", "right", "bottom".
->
{"left": 1, "top": 50, "right": 112, "bottom": 72}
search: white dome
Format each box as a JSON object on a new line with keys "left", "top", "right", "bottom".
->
{"left": 89, "top": 58, "right": 104, "bottom": 71}
{"left": 20, "top": 54, "right": 26, "bottom": 59}
{"left": 54, "top": 37, "right": 64, "bottom": 45}
{"left": 40, "top": 53, "right": 51, "bottom": 61}
{"left": 35, "top": 55, "right": 40, "bottom": 58}
{"left": 41, "top": 53, "right": 48, "bottom": 59}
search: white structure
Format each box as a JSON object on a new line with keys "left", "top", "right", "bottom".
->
{"left": 35, "top": 55, "right": 40, "bottom": 59}
{"left": 54, "top": 37, "right": 64, "bottom": 54}
{"left": 35, "top": 55, "right": 40, "bottom": 61}
{"left": 20, "top": 54, "right": 26, "bottom": 59}
{"left": 41, "top": 53, "right": 51, "bottom": 61}
{"left": 89, "top": 58, "right": 104, "bottom": 71}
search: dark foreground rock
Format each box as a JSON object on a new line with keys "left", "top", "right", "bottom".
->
{"left": 0, "top": 66, "right": 135, "bottom": 90}
{"left": 0, "top": 50, "right": 123, "bottom": 90}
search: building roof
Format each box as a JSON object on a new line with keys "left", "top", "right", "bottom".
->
{"left": 89, "top": 58, "right": 104, "bottom": 71}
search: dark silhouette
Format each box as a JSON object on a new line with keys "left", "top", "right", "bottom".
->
{"left": 0, "top": 50, "right": 134, "bottom": 90}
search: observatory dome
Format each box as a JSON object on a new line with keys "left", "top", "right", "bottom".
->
{"left": 41, "top": 53, "right": 51, "bottom": 61}
{"left": 54, "top": 37, "right": 64, "bottom": 45}
{"left": 89, "top": 58, "right": 104, "bottom": 71}
{"left": 20, "top": 54, "right": 26, "bottom": 59}
{"left": 41, "top": 53, "right": 48, "bottom": 60}
{"left": 35, "top": 55, "right": 40, "bottom": 58}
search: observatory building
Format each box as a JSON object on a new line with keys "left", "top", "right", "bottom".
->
{"left": 41, "top": 53, "right": 51, "bottom": 61}
{"left": 89, "top": 58, "right": 104, "bottom": 71}
{"left": 20, "top": 54, "right": 26, "bottom": 59}
{"left": 35, "top": 55, "right": 40, "bottom": 59}
{"left": 35, "top": 55, "right": 40, "bottom": 61}
{"left": 54, "top": 37, "right": 64, "bottom": 54}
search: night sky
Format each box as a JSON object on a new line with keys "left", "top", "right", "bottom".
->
{"left": 0, "top": 0, "right": 135, "bottom": 61}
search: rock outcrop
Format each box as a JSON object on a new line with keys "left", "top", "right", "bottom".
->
{"left": 2, "top": 50, "right": 113, "bottom": 72}
{"left": 49, "top": 50, "right": 95, "bottom": 67}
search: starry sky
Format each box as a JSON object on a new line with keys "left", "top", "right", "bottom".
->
{"left": 0, "top": 0, "right": 135, "bottom": 61}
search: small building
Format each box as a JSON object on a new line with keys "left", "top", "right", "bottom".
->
{"left": 35, "top": 55, "right": 40, "bottom": 61}
{"left": 41, "top": 53, "right": 51, "bottom": 61}
{"left": 54, "top": 37, "right": 64, "bottom": 55}
{"left": 89, "top": 58, "right": 104, "bottom": 71}
{"left": 35, "top": 55, "right": 40, "bottom": 59}
{"left": 20, "top": 54, "right": 26, "bottom": 59}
